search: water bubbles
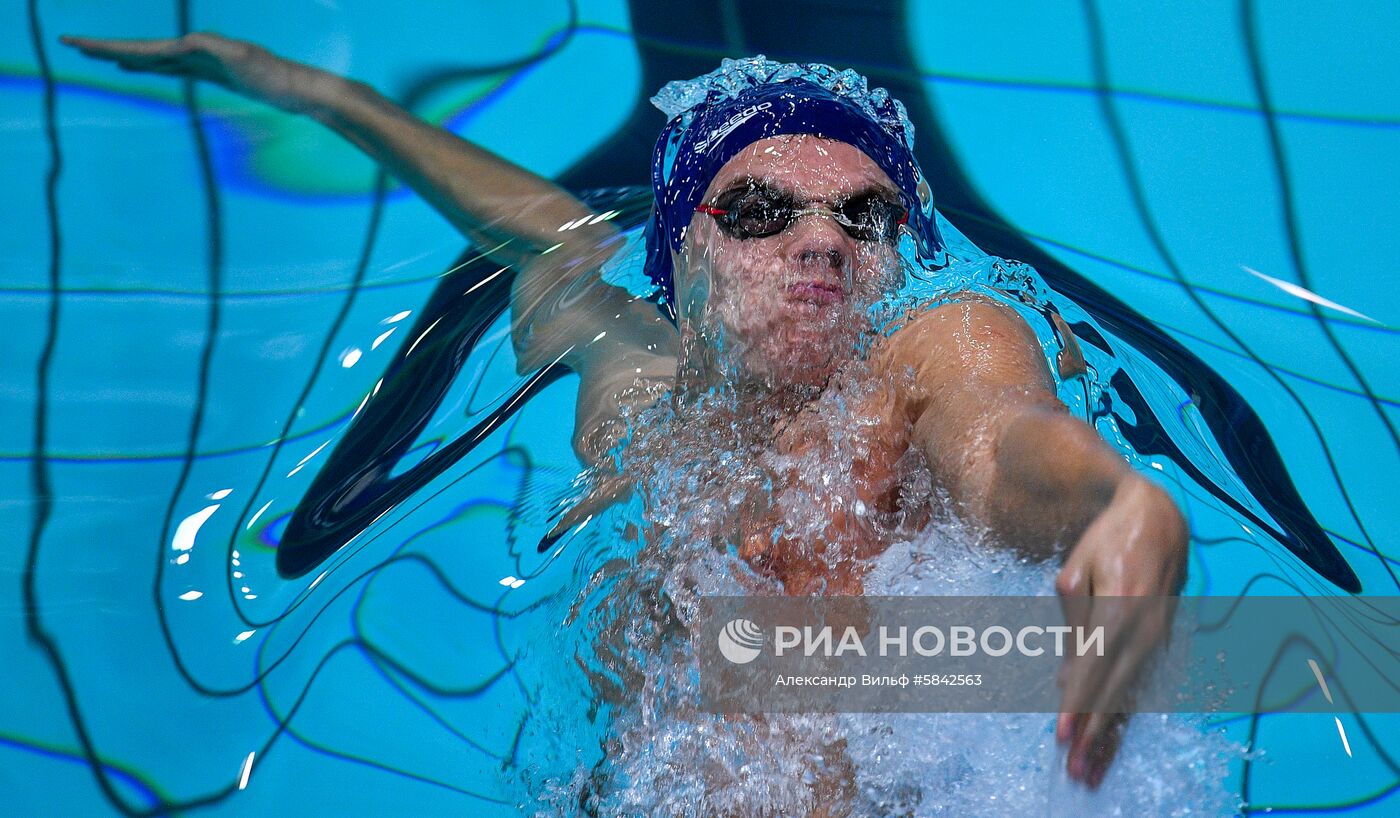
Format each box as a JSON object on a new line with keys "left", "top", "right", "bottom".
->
{"left": 518, "top": 251, "right": 1241, "bottom": 814}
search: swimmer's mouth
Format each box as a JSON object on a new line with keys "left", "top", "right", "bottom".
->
{"left": 786, "top": 281, "right": 844, "bottom": 305}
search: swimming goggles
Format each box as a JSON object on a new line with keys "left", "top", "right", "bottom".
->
{"left": 695, "top": 187, "right": 909, "bottom": 243}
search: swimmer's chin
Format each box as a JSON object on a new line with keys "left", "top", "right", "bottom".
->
{"left": 753, "top": 350, "right": 842, "bottom": 388}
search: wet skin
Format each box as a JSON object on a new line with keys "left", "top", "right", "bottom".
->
{"left": 671, "top": 137, "right": 922, "bottom": 598}
{"left": 64, "top": 34, "right": 1187, "bottom": 791}
{"left": 677, "top": 136, "right": 1188, "bottom": 788}
{"left": 673, "top": 135, "right": 907, "bottom": 392}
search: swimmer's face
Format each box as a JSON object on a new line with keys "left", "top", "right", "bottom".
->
{"left": 675, "top": 135, "right": 905, "bottom": 389}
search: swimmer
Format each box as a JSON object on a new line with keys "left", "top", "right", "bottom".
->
{"left": 64, "top": 33, "right": 1188, "bottom": 791}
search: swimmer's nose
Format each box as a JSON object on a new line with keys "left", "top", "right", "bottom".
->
{"left": 799, "top": 246, "right": 842, "bottom": 268}
{"left": 786, "top": 211, "right": 851, "bottom": 274}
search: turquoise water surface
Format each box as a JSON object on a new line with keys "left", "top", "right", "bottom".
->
{"left": 3, "top": 1, "right": 1398, "bottom": 815}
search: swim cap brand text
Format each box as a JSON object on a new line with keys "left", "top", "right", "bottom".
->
{"left": 693, "top": 102, "right": 773, "bottom": 154}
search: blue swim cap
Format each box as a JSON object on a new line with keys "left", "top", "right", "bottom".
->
{"left": 642, "top": 56, "right": 944, "bottom": 312}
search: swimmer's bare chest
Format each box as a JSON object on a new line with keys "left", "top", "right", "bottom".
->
{"left": 738, "top": 374, "right": 930, "bottom": 595}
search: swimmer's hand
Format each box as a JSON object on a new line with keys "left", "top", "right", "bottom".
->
{"left": 61, "top": 33, "right": 327, "bottom": 115}
{"left": 875, "top": 298, "right": 1187, "bottom": 788}
{"left": 1054, "top": 474, "right": 1187, "bottom": 789}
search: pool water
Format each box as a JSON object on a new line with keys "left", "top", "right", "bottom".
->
{"left": 3, "top": 1, "right": 1398, "bottom": 815}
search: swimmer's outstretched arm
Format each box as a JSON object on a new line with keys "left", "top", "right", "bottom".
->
{"left": 877, "top": 297, "right": 1187, "bottom": 789}
{"left": 60, "top": 32, "right": 612, "bottom": 262}
{"left": 62, "top": 32, "right": 680, "bottom": 479}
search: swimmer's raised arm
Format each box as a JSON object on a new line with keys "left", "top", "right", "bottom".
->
{"left": 59, "top": 32, "right": 615, "bottom": 264}
{"left": 877, "top": 297, "right": 1187, "bottom": 789}
{"left": 62, "top": 31, "right": 681, "bottom": 476}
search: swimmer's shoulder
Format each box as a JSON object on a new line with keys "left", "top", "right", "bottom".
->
{"left": 873, "top": 291, "right": 1043, "bottom": 381}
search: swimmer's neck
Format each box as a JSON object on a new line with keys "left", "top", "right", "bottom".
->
{"left": 675, "top": 369, "right": 829, "bottom": 426}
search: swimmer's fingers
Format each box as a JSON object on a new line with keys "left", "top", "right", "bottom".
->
{"left": 1063, "top": 644, "right": 1128, "bottom": 786}
{"left": 1058, "top": 657, "right": 1115, "bottom": 783}
{"left": 61, "top": 33, "right": 266, "bottom": 90}
{"left": 60, "top": 35, "right": 188, "bottom": 62}
{"left": 1068, "top": 595, "right": 1171, "bottom": 711}
{"left": 1054, "top": 550, "right": 1092, "bottom": 744}
{"left": 1055, "top": 596, "right": 1128, "bottom": 774}
{"left": 1060, "top": 597, "right": 1145, "bottom": 711}
{"left": 1073, "top": 711, "right": 1128, "bottom": 789}
{"left": 65, "top": 39, "right": 196, "bottom": 77}
{"left": 63, "top": 33, "right": 210, "bottom": 66}
{"left": 1062, "top": 598, "right": 1169, "bottom": 786}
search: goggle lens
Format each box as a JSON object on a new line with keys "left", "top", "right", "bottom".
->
{"left": 699, "top": 189, "right": 908, "bottom": 243}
